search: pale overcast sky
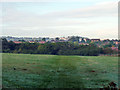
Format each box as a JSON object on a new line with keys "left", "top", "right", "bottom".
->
{"left": 0, "top": 0, "right": 118, "bottom": 39}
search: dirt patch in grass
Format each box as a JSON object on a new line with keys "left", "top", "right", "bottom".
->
{"left": 22, "top": 69, "right": 27, "bottom": 71}
{"left": 91, "top": 70, "right": 95, "bottom": 72}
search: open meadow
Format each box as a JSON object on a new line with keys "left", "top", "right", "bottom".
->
{"left": 2, "top": 53, "right": 118, "bottom": 88}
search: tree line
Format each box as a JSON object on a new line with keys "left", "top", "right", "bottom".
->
{"left": 2, "top": 38, "right": 118, "bottom": 56}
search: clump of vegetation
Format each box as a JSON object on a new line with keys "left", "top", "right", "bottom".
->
{"left": 103, "top": 82, "right": 117, "bottom": 89}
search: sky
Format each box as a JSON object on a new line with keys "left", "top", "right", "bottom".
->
{"left": 0, "top": 0, "right": 119, "bottom": 39}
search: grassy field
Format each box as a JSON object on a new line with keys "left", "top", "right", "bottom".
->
{"left": 2, "top": 53, "right": 118, "bottom": 88}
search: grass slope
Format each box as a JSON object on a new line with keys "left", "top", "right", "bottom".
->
{"left": 2, "top": 53, "right": 118, "bottom": 88}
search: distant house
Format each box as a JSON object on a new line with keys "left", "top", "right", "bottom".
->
{"left": 13, "top": 41, "right": 22, "bottom": 44}
{"left": 102, "top": 42, "right": 110, "bottom": 45}
{"left": 60, "top": 37, "right": 68, "bottom": 41}
{"left": 46, "top": 38, "right": 52, "bottom": 42}
{"left": 59, "top": 40, "right": 65, "bottom": 42}
{"left": 91, "top": 39, "right": 100, "bottom": 42}
{"left": 84, "top": 38, "right": 87, "bottom": 42}
{"left": 51, "top": 40, "right": 56, "bottom": 43}
{"left": 79, "top": 43, "right": 89, "bottom": 45}
{"left": 79, "top": 38, "right": 82, "bottom": 42}
{"left": 29, "top": 41, "right": 35, "bottom": 43}
{"left": 111, "top": 47, "right": 118, "bottom": 51}
{"left": 114, "top": 41, "right": 118, "bottom": 45}
{"left": 39, "top": 41, "right": 46, "bottom": 44}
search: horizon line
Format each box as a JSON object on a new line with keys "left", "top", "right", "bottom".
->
{"left": 1, "top": 35, "right": 118, "bottom": 40}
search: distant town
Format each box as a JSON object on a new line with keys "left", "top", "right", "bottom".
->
{"left": 1, "top": 36, "right": 120, "bottom": 51}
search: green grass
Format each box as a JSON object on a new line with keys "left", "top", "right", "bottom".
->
{"left": 2, "top": 53, "right": 118, "bottom": 88}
